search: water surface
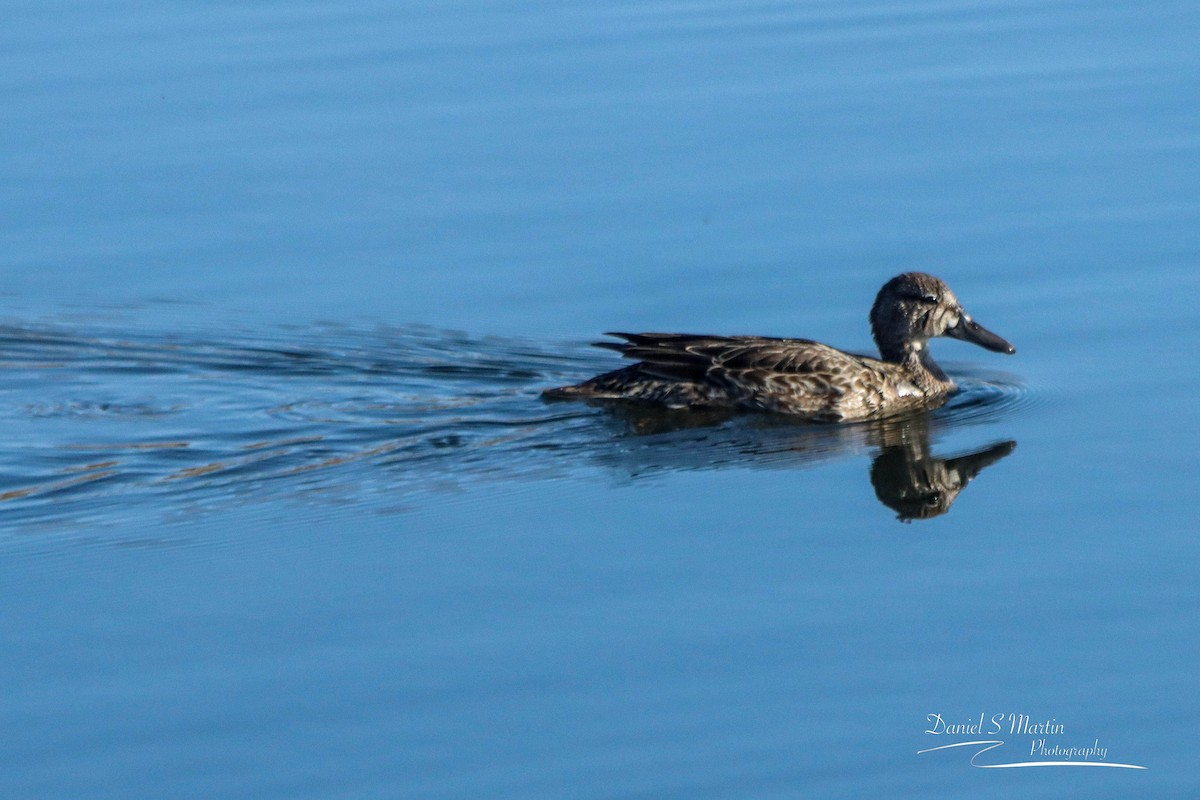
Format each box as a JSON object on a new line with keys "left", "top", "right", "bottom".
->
{"left": 2, "top": 0, "right": 1198, "bottom": 797}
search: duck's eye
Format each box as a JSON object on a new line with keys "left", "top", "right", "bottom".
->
{"left": 901, "top": 291, "right": 939, "bottom": 304}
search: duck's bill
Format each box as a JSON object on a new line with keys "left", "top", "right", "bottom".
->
{"left": 947, "top": 316, "right": 1016, "bottom": 354}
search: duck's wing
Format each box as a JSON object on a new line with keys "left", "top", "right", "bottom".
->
{"left": 597, "top": 332, "right": 875, "bottom": 384}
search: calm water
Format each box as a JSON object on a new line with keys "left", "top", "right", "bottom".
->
{"left": 3, "top": 1, "right": 1198, "bottom": 797}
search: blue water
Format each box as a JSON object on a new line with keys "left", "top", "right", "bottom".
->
{"left": 3, "top": 0, "right": 1198, "bottom": 797}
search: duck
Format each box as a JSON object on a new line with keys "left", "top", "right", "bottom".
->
{"left": 542, "top": 272, "right": 1015, "bottom": 422}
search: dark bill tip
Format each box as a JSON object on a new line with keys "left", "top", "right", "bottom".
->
{"left": 947, "top": 317, "right": 1016, "bottom": 355}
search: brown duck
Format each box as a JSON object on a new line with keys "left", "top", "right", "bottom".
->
{"left": 543, "top": 272, "right": 1016, "bottom": 422}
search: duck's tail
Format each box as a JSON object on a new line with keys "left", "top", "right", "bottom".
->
{"left": 540, "top": 383, "right": 592, "bottom": 401}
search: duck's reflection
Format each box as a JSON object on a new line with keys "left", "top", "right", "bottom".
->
{"left": 593, "top": 405, "right": 1016, "bottom": 522}
{"left": 865, "top": 419, "right": 1015, "bottom": 521}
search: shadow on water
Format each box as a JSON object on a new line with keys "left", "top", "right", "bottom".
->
{"left": 0, "top": 322, "right": 1026, "bottom": 530}
{"left": 580, "top": 403, "right": 1017, "bottom": 522}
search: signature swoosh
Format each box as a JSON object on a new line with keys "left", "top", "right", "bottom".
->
{"left": 917, "top": 740, "right": 1147, "bottom": 769}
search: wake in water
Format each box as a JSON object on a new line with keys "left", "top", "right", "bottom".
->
{"left": 0, "top": 322, "right": 1029, "bottom": 530}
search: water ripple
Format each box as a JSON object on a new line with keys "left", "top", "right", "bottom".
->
{"left": 935, "top": 363, "right": 1042, "bottom": 427}
{"left": 0, "top": 322, "right": 1029, "bottom": 530}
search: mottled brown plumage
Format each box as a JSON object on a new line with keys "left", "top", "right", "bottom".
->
{"left": 543, "top": 273, "right": 1015, "bottom": 422}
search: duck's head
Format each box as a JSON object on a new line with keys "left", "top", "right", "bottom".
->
{"left": 869, "top": 272, "right": 1015, "bottom": 363}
